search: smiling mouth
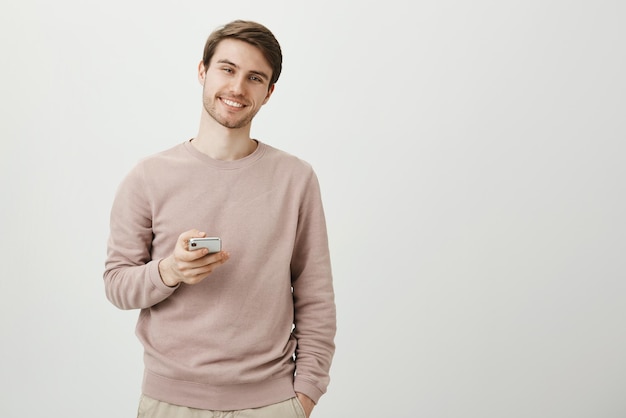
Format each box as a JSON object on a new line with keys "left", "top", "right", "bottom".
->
{"left": 221, "top": 98, "right": 245, "bottom": 108}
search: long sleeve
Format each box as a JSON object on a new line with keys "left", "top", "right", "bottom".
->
{"left": 103, "top": 163, "right": 177, "bottom": 310}
{"left": 291, "top": 170, "right": 337, "bottom": 403}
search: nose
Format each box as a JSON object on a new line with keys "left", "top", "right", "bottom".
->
{"left": 228, "top": 74, "right": 247, "bottom": 95}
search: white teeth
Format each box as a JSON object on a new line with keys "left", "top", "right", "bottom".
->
{"left": 223, "top": 98, "right": 244, "bottom": 108}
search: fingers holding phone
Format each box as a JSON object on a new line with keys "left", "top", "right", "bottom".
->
{"left": 159, "top": 229, "right": 230, "bottom": 287}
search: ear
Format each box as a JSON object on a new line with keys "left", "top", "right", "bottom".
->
{"left": 262, "top": 84, "right": 276, "bottom": 105}
{"left": 197, "top": 61, "right": 207, "bottom": 85}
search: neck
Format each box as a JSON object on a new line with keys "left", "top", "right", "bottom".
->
{"left": 192, "top": 112, "right": 257, "bottom": 161}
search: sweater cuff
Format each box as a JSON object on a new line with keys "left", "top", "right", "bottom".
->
{"left": 149, "top": 259, "right": 180, "bottom": 293}
{"left": 294, "top": 379, "right": 324, "bottom": 405}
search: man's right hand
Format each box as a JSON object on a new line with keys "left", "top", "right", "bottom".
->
{"left": 158, "top": 229, "right": 230, "bottom": 287}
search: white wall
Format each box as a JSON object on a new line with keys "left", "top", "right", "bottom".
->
{"left": 1, "top": 1, "right": 624, "bottom": 417}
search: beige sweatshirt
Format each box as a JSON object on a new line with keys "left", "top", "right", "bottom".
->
{"left": 103, "top": 140, "right": 336, "bottom": 410}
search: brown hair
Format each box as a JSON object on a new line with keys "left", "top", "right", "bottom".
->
{"left": 202, "top": 20, "right": 283, "bottom": 88}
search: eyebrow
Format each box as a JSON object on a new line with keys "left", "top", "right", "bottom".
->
{"left": 216, "top": 59, "right": 270, "bottom": 81}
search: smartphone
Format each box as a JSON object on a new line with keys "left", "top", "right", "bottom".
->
{"left": 188, "top": 237, "right": 222, "bottom": 253}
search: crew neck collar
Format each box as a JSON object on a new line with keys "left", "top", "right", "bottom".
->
{"left": 183, "top": 139, "right": 266, "bottom": 170}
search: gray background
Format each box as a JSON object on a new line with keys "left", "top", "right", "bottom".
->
{"left": 1, "top": 1, "right": 624, "bottom": 417}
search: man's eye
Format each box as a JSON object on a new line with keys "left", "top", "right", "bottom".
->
{"left": 250, "top": 75, "right": 264, "bottom": 83}
{"left": 223, "top": 68, "right": 233, "bottom": 73}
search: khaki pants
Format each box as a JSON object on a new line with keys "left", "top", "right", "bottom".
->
{"left": 137, "top": 394, "right": 306, "bottom": 418}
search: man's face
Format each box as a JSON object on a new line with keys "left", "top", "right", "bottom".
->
{"left": 199, "top": 38, "right": 275, "bottom": 130}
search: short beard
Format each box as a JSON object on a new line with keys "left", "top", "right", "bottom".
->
{"left": 203, "top": 96, "right": 256, "bottom": 129}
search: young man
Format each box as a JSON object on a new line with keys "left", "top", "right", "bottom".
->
{"left": 104, "top": 20, "right": 336, "bottom": 418}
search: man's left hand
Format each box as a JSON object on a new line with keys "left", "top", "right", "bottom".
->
{"left": 296, "top": 392, "right": 315, "bottom": 418}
